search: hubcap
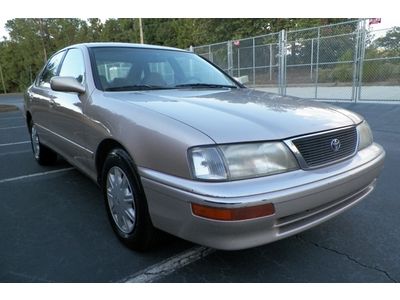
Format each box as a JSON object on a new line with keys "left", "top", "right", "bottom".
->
{"left": 106, "top": 166, "right": 136, "bottom": 234}
{"left": 31, "top": 125, "right": 40, "bottom": 160}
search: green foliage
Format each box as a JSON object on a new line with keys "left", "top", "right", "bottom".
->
{"left": 318, "top": 64, "right": 353, "bottom": 83}
{"left": 318, "top": 60, "right": 400, "bottom": 84}
{"left": 374, "top": 26, "right": 400, "bottom": 54}
{"left": 327, "top": 45, "right": 400, "bottom": 84}
{"left": 339, "top": 49, "right": 354, "bottom": 62}
{"left": 1, "top": 18, "right": 98, "bottom": 92}
{"left": 362, "top": 61, "right": 400, "bottom": 83}
{"left": 100, "top": 18, "right": 140, "bottom": 43}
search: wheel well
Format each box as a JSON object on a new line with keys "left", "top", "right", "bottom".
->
{"left": 95, "top": 139, "right": 128, "bottom": 184}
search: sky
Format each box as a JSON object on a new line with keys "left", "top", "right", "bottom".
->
{"left": 0, "top": 0, "right": 398, "bottom": 40}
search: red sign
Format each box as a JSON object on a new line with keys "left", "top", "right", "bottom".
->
{"left": 369, "top": 18, "right": 382, "bottom": 25}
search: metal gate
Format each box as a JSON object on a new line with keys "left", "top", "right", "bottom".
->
{"left": 192, "top": 19, "right": 400, "bottom": 102}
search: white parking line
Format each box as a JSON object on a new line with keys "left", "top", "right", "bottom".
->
{"left": 0, "top": 116, "right": 24, "bottom": 120}
{"left": 0, "top": 141, "right": 30, "bottom": 147}
{"left": 0, "top": 168, "right": 75, "bottom": 184}
{"left": 0, "top": 150, "right": 31, "bottom": 157}
{"left": 119, "top": 246, "right": 215, "bottom": 283}
{"left": 0, "top": 126, "right": 26, "bottom": 130}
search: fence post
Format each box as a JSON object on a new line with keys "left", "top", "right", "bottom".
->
{"left": 238, "top": 47, "right": 241, "bottom": 77}
{"left": 252, "top": 38, "right": 256, "bottom": 86}
{"left": 278, "top": 29, "right": 287, "bottom": 96}
{"left": 284, "top": 31, "right": 287, "bottom": 96}
{"left": 269, "top": 44, "right": 273, "bottom": 81}
{"left": 352, "top": 20, "right": 361, "bottom": 102}
{"left": 357, "top": 19, "right": 367, "bottom": 102}
{"left": 227, "top": 41, "right": 233, "bottom": 76}
{"left": 0, "top": 64, "right": 6, "bottom": 94}
{"left": 310, "top": 38, "right": 314, "bottom": 80}
{"left": 314, "top": 27, "right": 320, "bottom": 99}
{"left": 352, "top": 18, "right": 368, "bottom": 103}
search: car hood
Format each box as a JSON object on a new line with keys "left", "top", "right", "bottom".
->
{"left": 107, "top": 88, "right": 363, "bottom": 144}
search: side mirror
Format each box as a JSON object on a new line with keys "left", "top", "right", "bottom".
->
{"left": 234, "top": 75, "right": 249, "bottom": 85}
{"left": 50, "top": 76, "right": 86, "bottom": 94}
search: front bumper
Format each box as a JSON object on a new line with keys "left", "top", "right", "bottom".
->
{"left": 139, "top": 143, "right": 385, "bottom": 250}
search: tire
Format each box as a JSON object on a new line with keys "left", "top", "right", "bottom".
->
{"left": 29, "top": 120, "right": 58, "bottom": 165}
{"left": 101, "top": 148, "right": 156, "bottom": 251}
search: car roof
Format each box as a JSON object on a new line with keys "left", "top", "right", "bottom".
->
{"left": 67, "top": 42, "right": 187, "bottom": 52}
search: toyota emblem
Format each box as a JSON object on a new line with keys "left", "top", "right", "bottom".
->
{"left": 330, "top": 138, "right": 341, "bottom": 152}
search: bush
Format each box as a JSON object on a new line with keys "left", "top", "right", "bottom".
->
{"left": 362, "top": 61, "right": 399, "bottom": 83}
{"left": 318, "top": 61, "right": 400, "bottom": 84}
{"left": 318, "top": 64, "right": 353, "bottom": 83}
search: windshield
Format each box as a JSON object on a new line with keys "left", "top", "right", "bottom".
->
{"left": 91, "top": 47, "right": 238, "bottom": 91}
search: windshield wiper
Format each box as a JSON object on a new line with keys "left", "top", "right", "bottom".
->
{"left": 174, "top": 83, "right": 238, "bottom": 89}
{"left": 104, "top": 85, "right": 174, "bottom": 91}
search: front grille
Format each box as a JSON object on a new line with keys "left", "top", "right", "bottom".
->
{"left": 291, "top": 126, "right": 357, "bottom": 168}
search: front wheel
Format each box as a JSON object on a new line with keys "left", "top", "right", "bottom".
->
{"left": 102, "top": 148, "right": 156, "bottom": 251}
{"left": 29, "top": 120, "right": 58, "bottom": 165}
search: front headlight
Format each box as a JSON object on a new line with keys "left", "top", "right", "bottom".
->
{"left": 357, "top": 121, "right": 373, "bottom": 150}
{"left": 189, "top": 142, "right": 299, "bottom": 181}
{"left": 189, "top": 147, "right": 228, "bottom": 180}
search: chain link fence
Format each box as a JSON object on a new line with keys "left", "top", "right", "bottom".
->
{"left": 192, "top": 19, "right": 400, "bottom": 102}
{"left": 359, "top": 24, "right": 400, "bottom": 101}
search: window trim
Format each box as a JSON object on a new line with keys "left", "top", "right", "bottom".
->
{"left": 35, "top": 50, "right": 67, "bottom": 89}
{"left": 87, "top": 46, "right": 242, "bottom": 91}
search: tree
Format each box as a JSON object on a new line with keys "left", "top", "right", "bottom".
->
{"left": 101, "top": 18, "right": 140, "bottom": 43}
{"left": 3, "top": 19, "right": 47, "bottom": 90}
{"left": 374, "top": 26, "right": 400, "bottom": 54}
{"left": 87, "top": 18, "right": 103, "bottom": 42}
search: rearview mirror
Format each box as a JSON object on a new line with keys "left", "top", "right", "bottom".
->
{"left": 50, "top": 76, "right": 86, "bottom": 94}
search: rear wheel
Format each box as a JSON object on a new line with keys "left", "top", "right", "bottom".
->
{"left": 102, "top": 148, "right": 156, "bottom": 251}
{"left": 29, "top": 120, "right": 58, "bottom": 165}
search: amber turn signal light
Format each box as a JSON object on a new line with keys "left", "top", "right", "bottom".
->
{"left": 191, "top": 202, "right": 275, "bottom": 221}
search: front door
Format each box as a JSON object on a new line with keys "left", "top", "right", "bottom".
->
{"left": 47, "top": 48, "right": 94, "bottom": 172}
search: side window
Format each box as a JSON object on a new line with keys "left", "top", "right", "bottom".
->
{"left": 38, "top": 51, "right": 65, "bottom": 88}
{"left": 59, "top": 49, "right": 85, "bottom": 84}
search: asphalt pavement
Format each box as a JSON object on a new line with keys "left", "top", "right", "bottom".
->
{"left": 0, "top": 94, "right": 399, "bottom": 282}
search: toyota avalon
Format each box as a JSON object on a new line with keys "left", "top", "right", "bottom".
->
{"left": 24, "top": 43, "right": 385, "bottom": 251}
